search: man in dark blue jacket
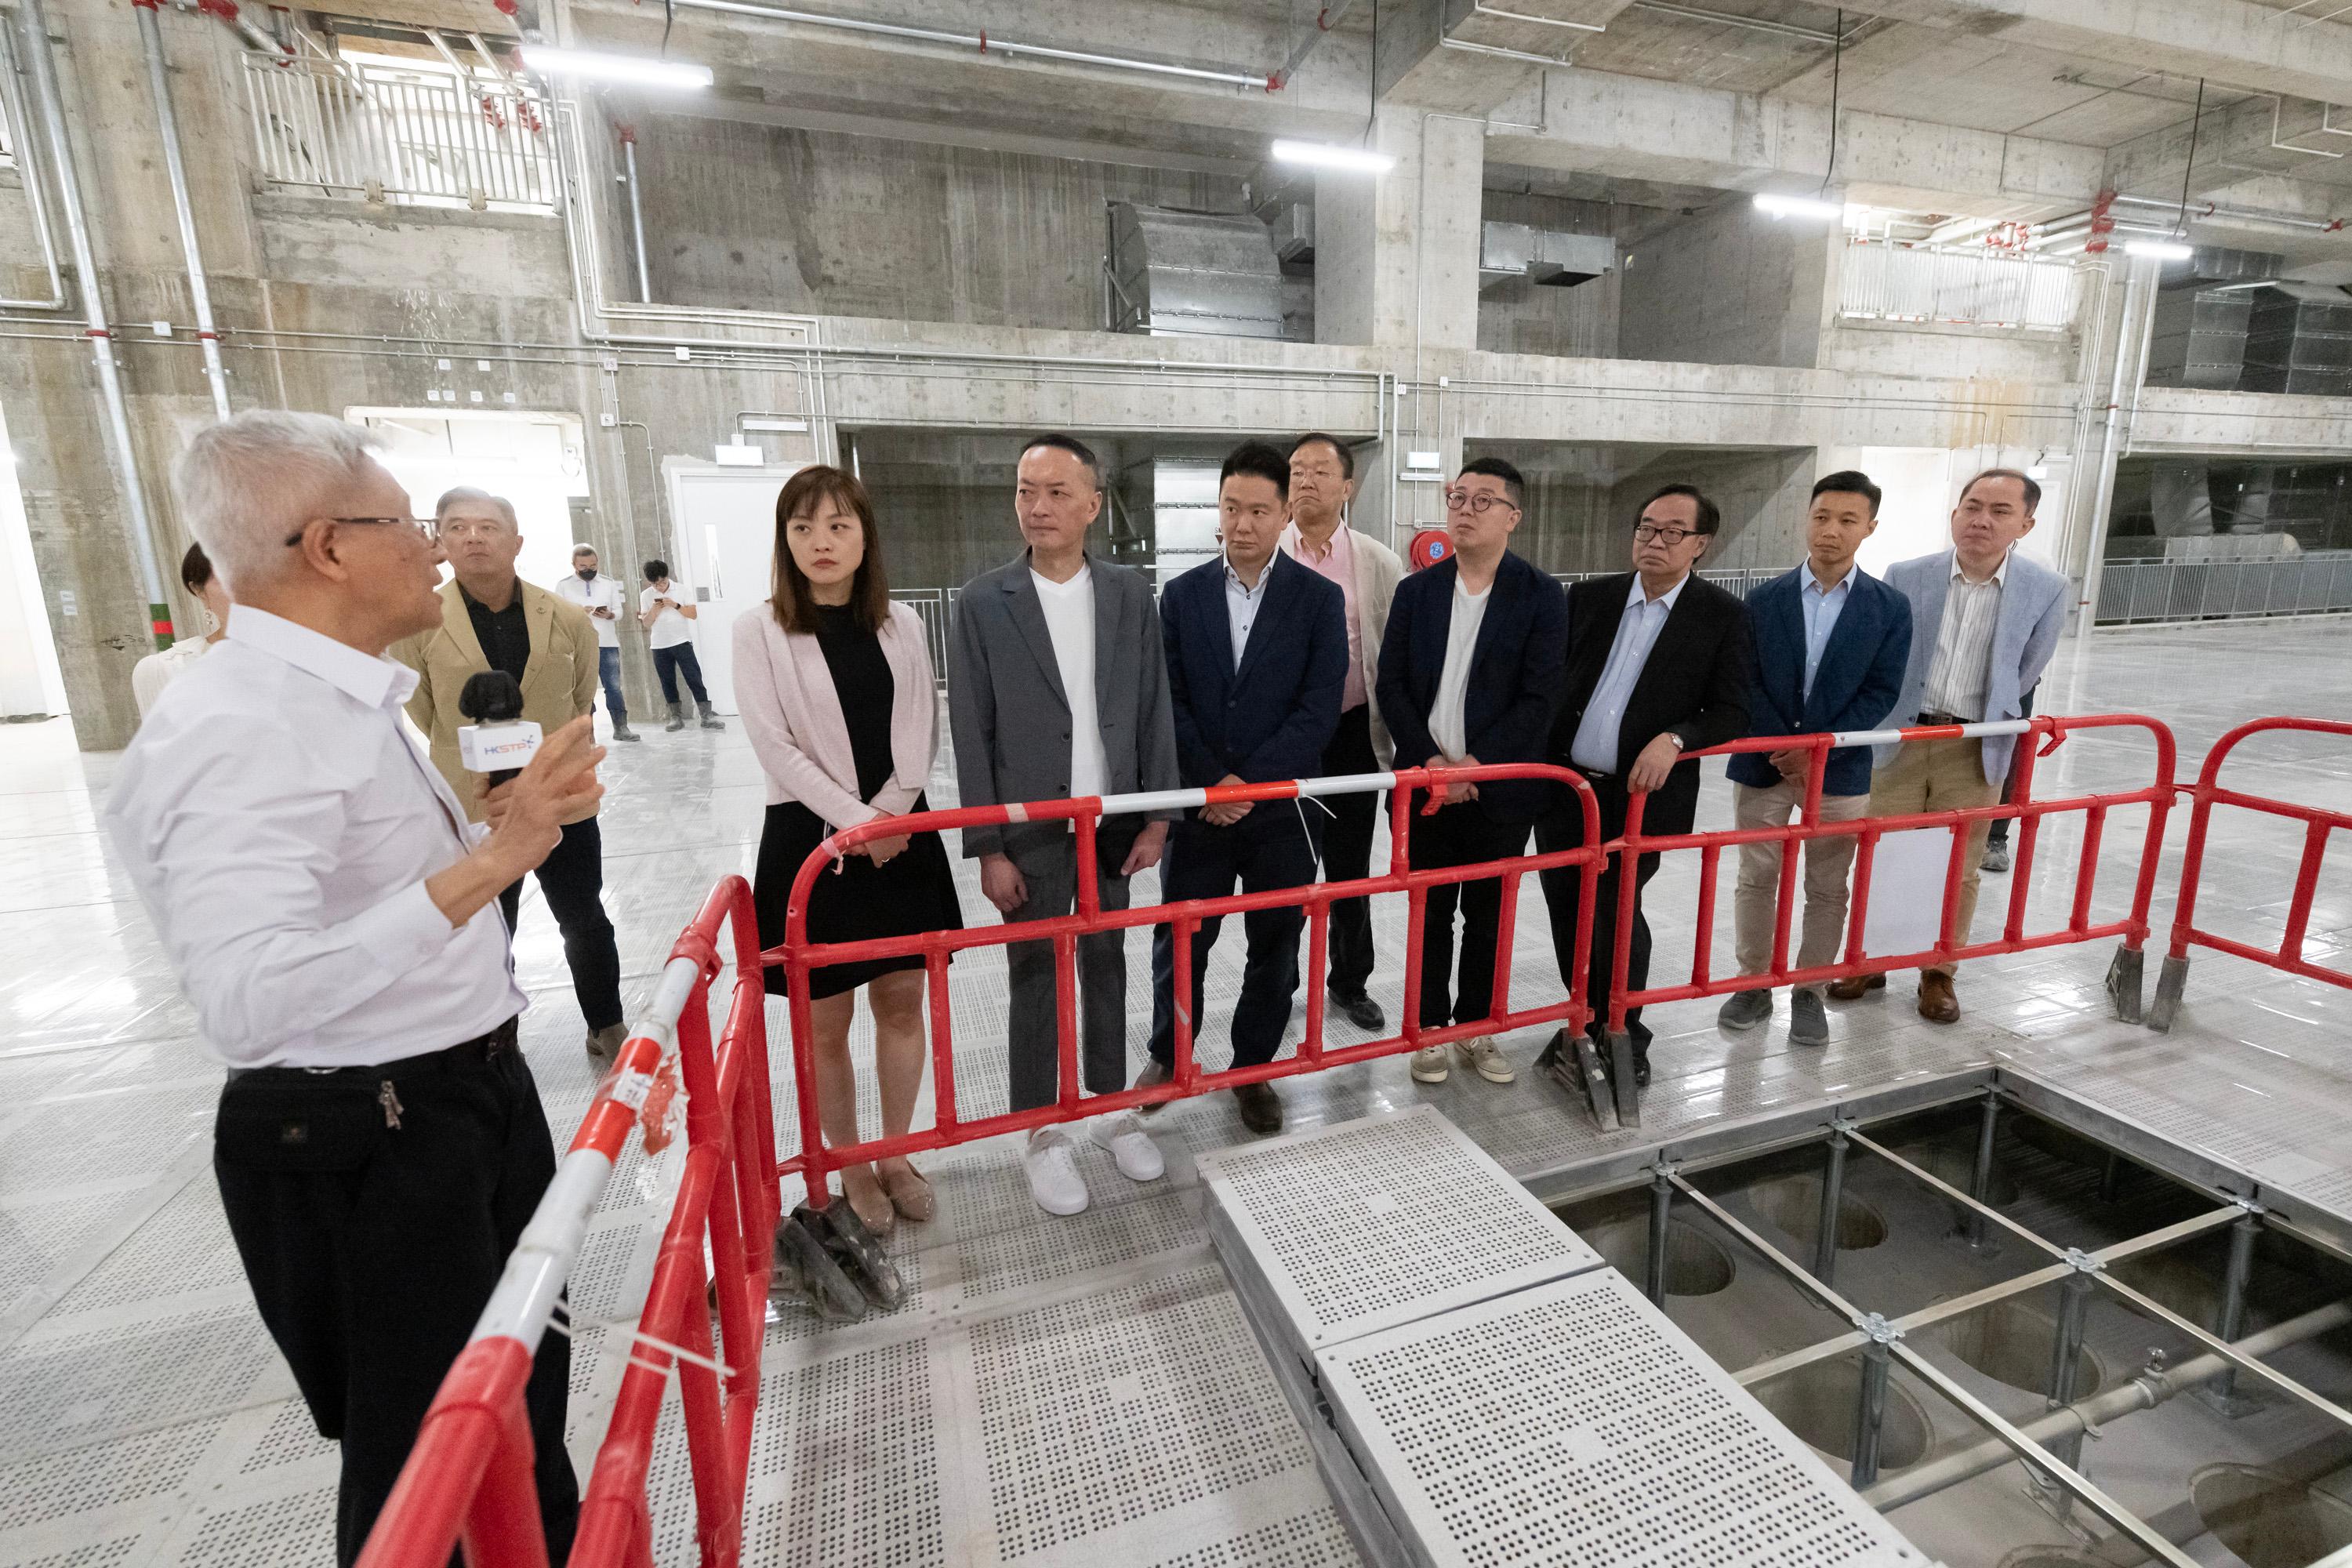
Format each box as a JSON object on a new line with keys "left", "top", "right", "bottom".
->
{"left": 1144, "top": 441, "right": 1348, "bottom": 1134}
{"left": 1374, "top": 458, "right": 1569, "bottom": 1090}
{"left": 1718, "top": 470, "right": 1912, "bottom": 1046}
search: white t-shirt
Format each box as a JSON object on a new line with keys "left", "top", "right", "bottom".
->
{"left": 1031, "top": 565, "right": 1109, "bottom": 800}
{"left": 640, "top": 581, "right": 696, "bottom": 651}
{"left": 558, "top": 572, "right": 626, "bottom": 649}
{"left": 1429, "top": 577, "right": 1493, "bottom": 762}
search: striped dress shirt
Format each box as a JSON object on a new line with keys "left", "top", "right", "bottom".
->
{"left": 1920, "top": 550, "right": 2009, "bottom": 721}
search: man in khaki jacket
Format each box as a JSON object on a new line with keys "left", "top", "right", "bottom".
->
{"left": 1279, "top": 432, "right": 1404, "bottom": 1033}
{"left": 391, "top": 487, "right": 625, "bottom": 1062}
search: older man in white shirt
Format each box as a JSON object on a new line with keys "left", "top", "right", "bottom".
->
{"left": 103, "top": 412, "right": 603, "bottom": 1566}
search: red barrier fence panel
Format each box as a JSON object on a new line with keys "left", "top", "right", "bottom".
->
{"left": 1606, "top": 713, "right": 2177, "bottom": 1092}
{"left": 2153, "top": 717, "right": 2352, "bottom": 1029}
{"left": 358, "top": 876, "right": 776, "bottom": 1568}
{"left": 773, "top": 763, "right": 1606, "bottom": 1208}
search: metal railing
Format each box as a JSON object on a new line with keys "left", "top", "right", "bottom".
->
{"left": 2095, "top": 551, "right": 2352, "bottom": 624}
{"left": 887, "top": 588, "right": 950, "bottom": 684}
{"left": 1839, "top": 238, "right": 2078, "bottom": 330}
{"left": 241, "top": 55, "right": 556, "bottom": 210}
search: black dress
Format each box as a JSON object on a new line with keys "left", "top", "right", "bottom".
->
{"left": 752, "top": 605, "right": 964, "bottom": 1000}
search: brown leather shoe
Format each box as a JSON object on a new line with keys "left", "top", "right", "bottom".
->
{"left": 1826, "top": 973, "right": 1887, "bottom": 1002}
{"left": 1918, "top": 972, "right": 1960, "bottom": 1024}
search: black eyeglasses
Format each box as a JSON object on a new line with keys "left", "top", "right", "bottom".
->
{"left": 1632, "top": 523, "right": 1699, "bottom": 546}
{"left": 283, "top": 516, "right": 435, "bottom": 548}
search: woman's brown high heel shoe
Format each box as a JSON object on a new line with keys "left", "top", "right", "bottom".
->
{"left": 839, "top": 1163, "right": 897, "bottom": 1237}
{"left": 878, "top": 1159, "right": 934, "bottom": 1223}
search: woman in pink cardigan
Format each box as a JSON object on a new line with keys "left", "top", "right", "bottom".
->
{"left": 736, "top": 466, "right": 963, "bottom": 1234}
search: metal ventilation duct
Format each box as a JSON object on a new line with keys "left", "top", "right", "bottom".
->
{"left": 1479, "top": 220, "right": 1616, "bottom": 290}
{"left": 2145, "top": 289, "right": 2252, "bottom": 390}
{"left": 1105, "top": 202, "right": 1286, "bottom": 340}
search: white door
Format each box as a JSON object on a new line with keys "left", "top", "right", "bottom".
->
{"left": 666, "top": 463, "right": 802, "bottom": 714}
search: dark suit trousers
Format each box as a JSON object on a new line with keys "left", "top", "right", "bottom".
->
{"left": 1407, "top": 802, "right": 1530, "bottom": 1029}
{"left": 1319, "top": 704, "right": 1380, "bottom": 998}
{"left": 1148, "top": 814, "right": 1319, "bottom": 1070}
{"left": 1536, "top": 780, "right": 1663, "bottom": 1050}
{"left": 1004, "top": 833, "right": 1134, "bottom": 1112}
{"left": 498, "top": 815, "right": 625, "bottom": 1033}
{"left": 212, "top": 1040, "right": 578, "bottom": 1567}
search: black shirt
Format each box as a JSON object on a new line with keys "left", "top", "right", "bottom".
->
{"left": 812, "top": 604, "right": 895, "bottom": 802}
{"left": 459, "top": 580, "right": 531, "bottom": 685}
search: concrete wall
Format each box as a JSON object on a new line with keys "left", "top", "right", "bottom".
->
{"left": 1618, "top": 200, "right": 1835, "bottom": 370}
{"left": 1822, "top": 320, "right": 2079, "bottom": 383}
{"left": 1466, "top": 441, "right": 1813, "bottom": 576}
{"left": 630, "top": 117, "right": 1240, "bottom": 329}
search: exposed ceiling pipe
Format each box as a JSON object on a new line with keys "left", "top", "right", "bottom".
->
{"left": 666, "top": 0, "right": 1279, "bottom": 91}
{"left": 1270, "top": 0, "right": 1354, "bottom": 90}
{"left": 2114, "top": 191, "right": 2347, "bottom": 234}
{"left": 14, "top": 0, "right": 176, "bottom": 648}
{"left": 1629, "top": 0, "right": 1869, "bottom": 45}
{"left": 616, "top": 122, "right": 653, "bottom": 305}
{"left": 0, "top": 24, "right": 67, "bottom": 310}
{"left": 132, "top": 0, "right": 232, "bottom": 420}
{"left": 193, "top": 0, "right": 292, "bottom": 60}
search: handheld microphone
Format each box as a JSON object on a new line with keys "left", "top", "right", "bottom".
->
{"left": 456, "top": 671, "right": 541, "bottom": 793}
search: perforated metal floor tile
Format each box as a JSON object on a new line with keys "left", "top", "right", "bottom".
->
{"left": 0, "top": 1305, "right": 281, "bottom": 1463}
{"left": 1314, "top": 1270, "right": 1926, "bottom": 1568}
{"left": 0, "top": 1418, "right": 223, "bottom": 1534}
{"left": 1141, "top": 1505, "right": 1360, "bottom": 1568}
{"left": 1199, "top": 1107, "right": 1601, "bottom": 1356}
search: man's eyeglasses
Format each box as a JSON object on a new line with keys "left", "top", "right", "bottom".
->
{"left": 1443, "top": 488, "right": 1516, "bottom": 515}
{"left": 1633, "top": 523, "right": 1700, "bottom": 546}
{"left": 283, "top": 516, "right": 436, "bottom": 548}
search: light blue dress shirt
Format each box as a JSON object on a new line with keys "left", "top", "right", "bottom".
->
{"left": 1799, "top": 566, "right": 1854, "bottom": 701}
{"left": 1223, "top": 554, "right": 1271, "bottom": 670}
{"left": 1570, "top": 575, "right": 1687, "bottom": 775}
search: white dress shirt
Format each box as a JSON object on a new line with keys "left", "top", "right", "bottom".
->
{"left": 1571, "top": 574, "right": 1687, "bottom": 775}
{"left": 558, "top": 571, "right": 626, "bottom": 649}
{"left": 1799, "top": 566, "right": 1854, "bottom": 701}
{"left": 1922, "top": 549, "right": 2009, "bottom": 721}
{"left": 1222, "top": 554, "right": 1272, "bottom": 670}
{"left": 1429, "top": 576, "right": 1492, "bottom": 761}
{"left": 1031, "top": 565, "right": 1109, "bottom": 799}
{"left": 103, "top": 608, "right": 525, "bottom": 1069}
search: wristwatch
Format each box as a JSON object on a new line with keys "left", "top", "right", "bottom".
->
{"left": 1664, "top": 733, "right": 1686, "bottom": 752}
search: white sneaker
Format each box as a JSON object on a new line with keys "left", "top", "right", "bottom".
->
{"left": 1410, "top": 1045, "right": 1450, "bottom": 1083}
{"left": 1457, "top": 1036, "right": 1515, "bottom": 1085}
{"left": 1090, "top": 1112, "right": 1166, "bottom": 1183}
{"left": 1024, "top": 1131, "right": 1090, "bottom": 1216}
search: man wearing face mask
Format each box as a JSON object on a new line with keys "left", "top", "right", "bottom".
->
{"left": 557, "top": 543, "right": 638, "bottom": 742}
{"left": 392, "top": 489, "right": 628, "bottom": 1064}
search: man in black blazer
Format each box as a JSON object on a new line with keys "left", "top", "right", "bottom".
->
{"left": 1145, "top": 441, "right": 1348, "bottom": 1135}
{"left": 1374, "top": 457, "right": 1569, "bottom": 1090}
{"left": 1537, "top": 483, "right": 1755, "bottom": 1090}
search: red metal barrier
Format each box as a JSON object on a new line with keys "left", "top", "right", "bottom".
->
{"left": 357, "top": 876, "right": 776, "bottom": 1568}
{"left": 774, "top": 763, "right": 1606, "bottom": 1209}
{"left": 2152, "top": 717, "right": 2352, "bottom": 1030}
{"left": 1595, "top": 713, "right": 2177, "bottom": 1124}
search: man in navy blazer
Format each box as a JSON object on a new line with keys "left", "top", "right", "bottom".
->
{"left": 1826, "top": 467, "right": 2068, "bottom": 1024}
{"left": 1717, "top": 472, "right": 1912, "bottom": 1047}
{"left": 1374, "top": 458, "right": 1569, "bottom": 1090}
{"left": 1144, "top": 441, "right": 1347, "bottom": 1135}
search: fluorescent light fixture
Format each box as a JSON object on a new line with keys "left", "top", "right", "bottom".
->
{"left": 1271, "top": 140, "right": 1395, "bottom": 174}
{"left": 2123, "top": 239, "right": 2194, "bottom": 260}
{"left": 519, "top": 46, "right": 713, "bottom": 89}
{"left": 1405, "top": 451, "right": 1442, "bottom": 470}
{"left": 1753, "top": 192, "right": 1846, "bottom": 222}
{"left": 739, "top": 416, "right": 810, "bottom": 433}
{"left": 713, "top": 441, "right": 763, "bottom": 466}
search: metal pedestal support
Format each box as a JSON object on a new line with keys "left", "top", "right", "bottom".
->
{"left": 2201, "top": 1207, "right": 2265, "bottom": 1416}
{"left": 2045, "top": 1258, "right": 2099, "bottom": 1469}
{"left": 2106, "top": 943, "right": 2145, "bottom": 1025}
{"left": 2147, "top": 953, "right": 2190, "bottom": 1032}
{"left": 1851, "top": 1314, "right": 1901, "bottom": 1490}
{"left": 1816, "top": 1123, "right": 1852, "bottom": 1287}
{"left": 1965, "top": 1091, "right": 2000, "bottom": 1250}
{"left": 1644, "top": 1160, "right": 1673, "bottom": 1306}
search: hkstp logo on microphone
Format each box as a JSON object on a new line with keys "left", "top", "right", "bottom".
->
{"left": 459, "top": 720, "right": 544, "bottom": 773}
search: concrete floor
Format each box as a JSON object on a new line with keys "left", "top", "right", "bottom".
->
{"left": 1, "top": 615, "right": 2349, "bottom": 1567}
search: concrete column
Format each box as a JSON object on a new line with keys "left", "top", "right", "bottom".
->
{"left": 1313, "top": 112, "right": 1483, "bottom": 355}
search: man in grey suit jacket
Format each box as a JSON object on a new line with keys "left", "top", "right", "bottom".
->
{"left": 1828, "top": 467, "right": 2068, "bottom": 1024}
{"left": 949, "top": 434, "right": 1181, "bottom": 1218}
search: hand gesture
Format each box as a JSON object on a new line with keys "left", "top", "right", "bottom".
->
{"left": 483, "top": 717, "right": 605, "bottom": 871}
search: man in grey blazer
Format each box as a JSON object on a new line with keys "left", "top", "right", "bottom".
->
{"left": 1828, "top": 467, "right": 2068, "bottom": 1023}
{"left": 949, "top": 434, "right": 1181, "bottom": 1218}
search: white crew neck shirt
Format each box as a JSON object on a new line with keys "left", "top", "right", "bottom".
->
{"left": 641, "top": 581, "right": 696, "bottom": 651}
{"left": 1031, "top": 564, "right": 1109, "bottom": 799}
{"left": 1430, "top": 575, "right": 1493, "bottom": 761}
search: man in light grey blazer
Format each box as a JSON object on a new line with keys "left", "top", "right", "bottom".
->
{"left": 1828, "top": 467, "right": 2068, "bottom": 1024}
{"left": 949, "top": 433, "right": 1181, "bottom": 1218}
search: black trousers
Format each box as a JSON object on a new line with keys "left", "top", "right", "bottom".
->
{"left": 1987, "top": 683, "right": 2037, "bottom": 847}
{"left": 212, "top": 1033, "right": 578, "bottom": 1566}
{"left": 1149, "top": 813, "right": 1319, "bottom": 1070}
{"left": 498, "top": 815, "right": 624, "bottom": 1032}
{"left": 1319, "top": 705, "right": 1380, "bottom": 999}
{"left": 1535, "top": 779, "right": 1663, "bottom": 1051}
{"left": 652, "top": 644, "right": 710, "bottom": 706}
{"left": 1406, "top": 802, "right": 1530, "bottom": 1029}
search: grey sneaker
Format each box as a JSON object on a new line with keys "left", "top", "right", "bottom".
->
{"left": 1982, "top": 838, "right": 2012, "bottom": 873}
{"left": 586, "top": 1023, "right": 627, "bottom": 1063}
{"left": 1717, "top": 988, "right": 1773, "bottom": 1031}
{"left": 1789, "top": 989, "right": 1830, "bottom": 1047}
